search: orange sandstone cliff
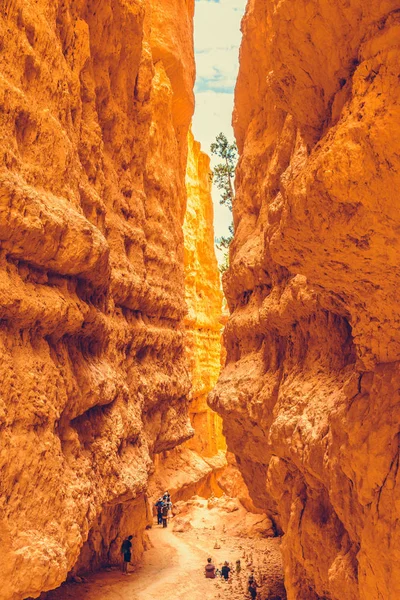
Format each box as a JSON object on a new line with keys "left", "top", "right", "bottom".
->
{"left": 0, "top": 0, "right": 195, "bottom": 598}
{"left": 150, "top": 130, "right": 226, "bottom": 501}
{"left": 210, "top": 1, "right": 400, "bottom": 599}
{"left": 184, "top": 131, "right": 225, "bottom": 460}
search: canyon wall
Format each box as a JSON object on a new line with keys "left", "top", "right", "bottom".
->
{"left": 210, "top": 1, "right": 400, "bottom": 599}
{"left": 0, "top": 0, "right": 195, "bottom": 598}
{"left": 150, "top": 129, "right": 226, "bottom": 503}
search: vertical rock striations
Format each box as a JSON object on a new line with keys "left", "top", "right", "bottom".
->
{"left": 210, "top": 1, "right": 400, "bottom": 599}
{"left": 183, "top": 130, "right": 225, "bottom": 460}
{"left": 0, "top": 0, "right": 195, "bottom": 598}
{"left": 150, "top": 130, "right": 226, "bottom": 501}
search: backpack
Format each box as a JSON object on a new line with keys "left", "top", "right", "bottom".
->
{"left": 162, "top": 504, "right": 169, "bottom": 516}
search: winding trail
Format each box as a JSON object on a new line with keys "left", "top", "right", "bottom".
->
{"left": 46, "top": 500, "right": 286, "bottom": 600}
{"left": 46, "top": 528, "right": 217, "bottom": 600}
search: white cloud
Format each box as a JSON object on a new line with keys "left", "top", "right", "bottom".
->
{"left": 195, "top": 0, "right": 244, "bottom": 53}
{"left": 195, "top": 0, "right": 244, "bottom": 92}
{"left": 192, "top": 90, "right": 235, "bottom": 154}
{"left": 196, "top": 47, "right": 239, "bottom": 92}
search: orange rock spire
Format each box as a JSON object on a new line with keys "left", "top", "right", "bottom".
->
{"left": 183, "top": 130, "right": 225, "bottom": 459}
{"left": 149, "top": 130, "right": 226, "bottom": 501}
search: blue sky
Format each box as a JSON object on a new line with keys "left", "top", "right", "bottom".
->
{"left": 192, "top": 0, "right": 246, "bottom": 259}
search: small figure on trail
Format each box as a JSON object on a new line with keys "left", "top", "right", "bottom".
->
{"left": 248, "top": 580, "right": 258, "bottom": 599}
{"left": 121, "top": 535, "right": 133, "bottom": 573}
{"left": 162, "top": 501, "right": 169, "bottom": 528}
{"left": 248, "top": 575, "right": 258, "bottom": 599}
{"left": 221, "top": 561, "right": 231, "bottom": 580}
{"left": 155, "top": 497, "right": 164, "bottom": 525}
{"left": 235, "top": 559, "right": 241, "bottom": 574}
{"left": 163, "top": 491, "right": 173, "bottom": 511}
{"left": 215, "top": 568, "right": 221, "bottom": 578}
{"left": 205, "top": 557, "right": 216, "bottom": 579}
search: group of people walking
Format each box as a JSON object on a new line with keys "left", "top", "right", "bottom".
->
{"left": 205, "top": 558, "right": 258, "bottom": 598}
{"left": 120, "top": 491, "right": 173, "bottom": 574}
{"left": 154, "top": 491, "right": 173, "bottom": 528}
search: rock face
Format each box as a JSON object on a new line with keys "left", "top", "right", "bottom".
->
{"left": 210, "top": 2, "right": 400, "bottom": 599}
{"left": 0, "top": 1, "right": 195, "bottom": 598}
{"left": 183, "top": 130, "right": 225, "bottom": 460}
{"left": 149, "top": 130, "right": 226, "bottom": 502}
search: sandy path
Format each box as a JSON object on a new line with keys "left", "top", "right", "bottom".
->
{"left": 46, "top": 527, "right": 217, "bottom": 600}
{"left": 45, "top": 498, "right": 286, "bottom": 600}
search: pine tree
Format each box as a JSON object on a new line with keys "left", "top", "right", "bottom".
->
{"left": 210, "top": 133, "right": 238, "bottom": 273}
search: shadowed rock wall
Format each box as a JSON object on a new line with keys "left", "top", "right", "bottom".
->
{"left": 210, "top": 1, "right": 400, "bottom": 599}
{"left": 0, "top": 0, "right": 195, "bottom": 597}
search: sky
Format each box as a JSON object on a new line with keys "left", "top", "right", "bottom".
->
{"left": 192, "top": 0, "right": 246, "bottom": 262}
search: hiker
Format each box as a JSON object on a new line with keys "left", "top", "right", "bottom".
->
{"left": 205, "top": 557, "right": 216, "bottom": 579}
{"left": 248, "top": 576, "right": 258, "bottom": 599}
{"left": 120, "top": 535, "right": 133, "bottom": 573}
{"left": 221, "top": 561, "right": 231, "bottom": 580}
{"left": 161, "top": 501, "right": 169, "bottom": 528}
{"left": 235, "top": 559, "right": 241, "bottom": 574}
{"left": 163, "top": 492, "right": 173, "bottom": 512}
{"left": 248, "top": 580, "right": 258, "bottom": 599}
{"left": 155, "top": 497, "right": 164, "bottom": 525}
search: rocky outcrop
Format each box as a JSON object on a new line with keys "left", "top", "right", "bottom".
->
{"left": 149, "top": 130, "right": 226, "bottom": 502}
{"left": 0, "top": 1, "right": 195, "bottom": 598}
{"left": 210, "top": 1, "right": 400, "bottom": 599}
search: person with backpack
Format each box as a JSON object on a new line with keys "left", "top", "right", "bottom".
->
{"left": 161, "top": 501, "right": 169, "bottom": 528}
{"left": 221, "top": 561, "right": 231, "bottom": 580}
{"left": 154, "top": 497, "right": 164, "bottom": 525}
{"left": 120, "top": 535, "right": 133, "bottom": 573}
{"left": 204, "top": 557, "right": 216, "bottom": 578}
{"left": 163, "top": 492, "right": 173, "bottom": 511}
{"left": 248, "top": 575, "right": 259, "bottom": 599}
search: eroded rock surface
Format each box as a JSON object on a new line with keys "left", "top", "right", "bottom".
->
{"left": 0, "top": 1, "right": 195, "bottom": 598}
{"left": 150, "top": 130, "right": 226, "bottom": 502}
{"left": 210, "top": 2, "right": 400, "bottom": 599}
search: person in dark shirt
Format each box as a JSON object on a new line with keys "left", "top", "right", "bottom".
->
{"left": 221, "top": 561, "right": 231, "bottom": 580}
{"left": 205, "top": 557, "right": 216, "bottom": 579}
{"left": 154, "top": 498, "right": 164, "bottom": 525}
{"left": 121, "top": 535, "right": 133, "bottom": 573}
{"left": 161, "top": 502, "right": 169, "bottom": 528}
{"left": 249, "top": 579, "right": 258, "bottom": 599}
{"left": 163, "top": 492, "right": 173, "bottom": 512}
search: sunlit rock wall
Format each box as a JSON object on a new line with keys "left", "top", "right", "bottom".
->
{"left": 150, "top": 130, "right": 226, "bottom": 502}
{"left": 0, "top": 0, "right": 195, "bottom": 597}
{"left": 183, "top": 130, "right": 225, "bottom": 458}
{"left": 210, "top": 1, "right": 400, "bottom": 599}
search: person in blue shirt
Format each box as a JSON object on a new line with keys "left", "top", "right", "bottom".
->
{"left": 154, "top": 497, "right": 164, "bottom": 525}
{"left": 221, "top": 561, "right": 231, "bottom": 580}
{"left": 120, "top": 535, "right": 133, "bottom": 573}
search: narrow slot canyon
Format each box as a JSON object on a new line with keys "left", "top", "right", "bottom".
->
{"left": 0, "top": 1, "right": 399, "bottom": 600}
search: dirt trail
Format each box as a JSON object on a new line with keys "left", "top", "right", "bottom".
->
{"left": 46, "top": 528, "right": 219, "bottom": 600}
{"left": 45, "top": 497, "right": 286, "bottom": 600}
